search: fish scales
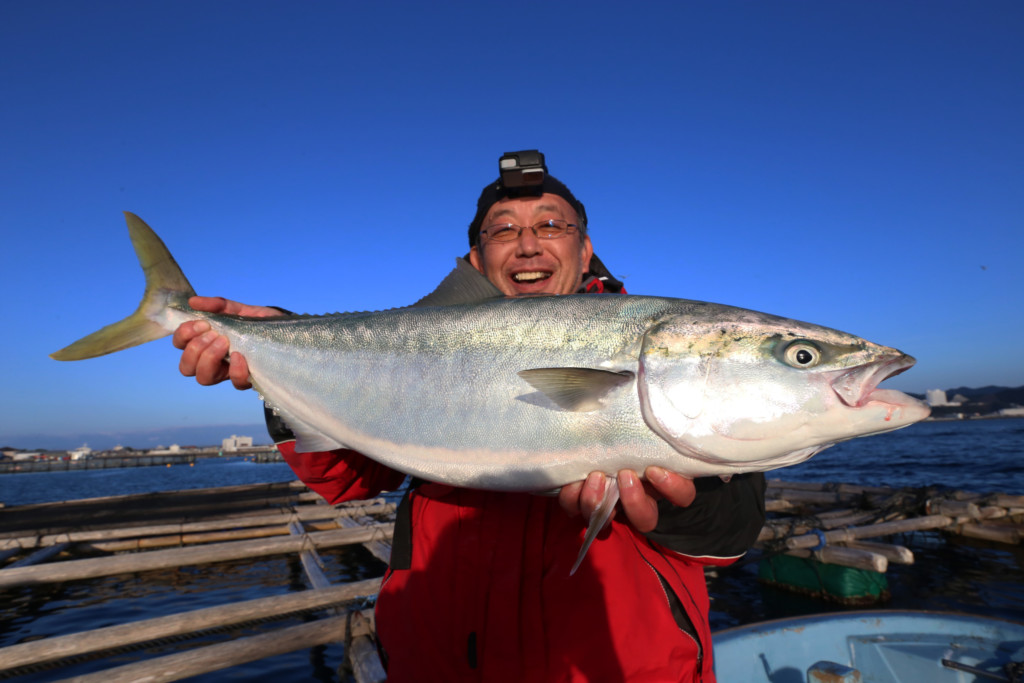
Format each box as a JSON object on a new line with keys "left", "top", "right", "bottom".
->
{"left": 53, "top": 213, "right": 930, "bottom": 506}
{"left": 214, "top": 296, "right": 681, "bottom": 490}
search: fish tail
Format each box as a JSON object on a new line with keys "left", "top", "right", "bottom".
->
{"left": 50, "top": 212, "right": 197, "bottom": 361}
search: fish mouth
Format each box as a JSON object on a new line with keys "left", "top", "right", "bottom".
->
{"left": 831, "top": 353, "right": 918, "bottom": 409}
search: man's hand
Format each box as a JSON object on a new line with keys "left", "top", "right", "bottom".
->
{"left": 558, "top": 466, "right": 697, "bottom": 532}
{"left": 173, "top": 296, "right": 283, "bottom": 390}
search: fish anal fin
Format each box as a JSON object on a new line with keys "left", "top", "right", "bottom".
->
{"left": 262, "top": 392, "right": 346, "bottom": 454}
{"left": 518, "top": 368, "right": 634, "bottom": 412}
{"left": 294, "top": 431, "right": 346, "bottom": 454}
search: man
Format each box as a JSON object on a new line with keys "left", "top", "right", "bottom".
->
{"left": 173, "top": 152, "right": 766, "bottom": 682}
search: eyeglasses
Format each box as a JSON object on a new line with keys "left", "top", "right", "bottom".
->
{"left": 479, "top": 219, "right": 578, "bottom": 243}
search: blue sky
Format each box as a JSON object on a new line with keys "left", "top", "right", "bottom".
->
{"left": 2, "top": 1, "right": 1021, "bottom": 448}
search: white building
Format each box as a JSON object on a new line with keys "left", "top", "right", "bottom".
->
{"left": 69, "top": 444, "right": 93, "bottom": 460}
{"left": 222, "top": 435, "right": 254, "bottom": 452}
{"left": 925, "top": 389, "right": 949, "bottom": 406}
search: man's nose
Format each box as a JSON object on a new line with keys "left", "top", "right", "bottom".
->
{"left": 514, "top": 225, "right": 543, "bottom": 256}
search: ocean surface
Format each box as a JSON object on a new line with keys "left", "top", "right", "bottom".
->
{"left": 0, "top": 418, "right": 1022, "bottom": 681}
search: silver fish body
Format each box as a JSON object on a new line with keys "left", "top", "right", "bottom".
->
{"left": 214, "top": 294, "right": 927, "bottom": 491}
{"left": 53, "top": 213, "right": 930, "bottom": 492}
{"left": 53, "top": 213, "right": 930, "bottom": 571}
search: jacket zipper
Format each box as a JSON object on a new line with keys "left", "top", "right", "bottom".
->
{"left": 639, "top": 554, "right": 705, "bottom": 678}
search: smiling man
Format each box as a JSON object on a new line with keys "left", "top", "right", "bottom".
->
{"left": 172, "top": 151, "right": 766, "bottom": 682}
{"left": 468, "top": 186, "right": 593, "bottom": 297}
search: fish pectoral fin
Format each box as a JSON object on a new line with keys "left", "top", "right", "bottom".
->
{"left": 570, "top": 477, "right": 620, "bottom": 575}
{"left": 517, "top": 368, "right": 634, "bottom": 412}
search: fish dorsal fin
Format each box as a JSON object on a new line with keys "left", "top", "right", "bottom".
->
{"left": 412, "top": 258, "right": 504, "bottom": 307}
{"left": 518, "top": 368, "right": 635, "bottom": 412}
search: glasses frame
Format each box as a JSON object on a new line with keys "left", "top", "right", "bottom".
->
{"left": 479, "top": 219, "right": 579, "bottom": 244}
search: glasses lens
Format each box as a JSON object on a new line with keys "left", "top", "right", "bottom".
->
{"left": 481, "top": 220, "right": 575, "bottom": 242}
{"left": 483, "top": 224, "right": 518, "bottom": 242}
{"left": 535, "top": 219, "right": 569, "bottom": 238}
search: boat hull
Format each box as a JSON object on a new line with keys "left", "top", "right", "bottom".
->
{"left": 713, "top": 610, "right": 1024, "bottom": 682}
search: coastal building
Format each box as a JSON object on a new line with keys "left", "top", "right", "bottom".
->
{"left": 12, "top": 452, "right": 42, "bottom": 461}
{"left": 925, "top": 390, "right": 963, "bottom": 407}
{"left": 222, "top": 435, "right": 253, "bottom": 452}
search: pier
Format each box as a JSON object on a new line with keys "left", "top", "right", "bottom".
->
{"left": 0, "top": 446, "right": 283, "bottom": 474}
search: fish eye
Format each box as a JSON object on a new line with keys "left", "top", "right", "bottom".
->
{"left": 783, "top": 341, "right": 821, "bottom": 368}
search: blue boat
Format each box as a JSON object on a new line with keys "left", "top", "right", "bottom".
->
{"left": 712, "top": 610, "right": 1024, "bottom": 682}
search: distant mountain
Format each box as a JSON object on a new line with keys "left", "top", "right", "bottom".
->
{"left": 2, "top": 424, "right": 273, "bottom": 452}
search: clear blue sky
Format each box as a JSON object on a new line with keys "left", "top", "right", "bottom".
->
{"left": 2, "top": 1, "right": 1021, "bottom": 448}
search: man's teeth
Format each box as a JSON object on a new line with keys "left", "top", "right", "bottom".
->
{"left": 513, "top": 271, "right": 550, "bottom": 283}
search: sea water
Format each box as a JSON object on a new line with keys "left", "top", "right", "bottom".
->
{"left": 1, "top": 419, "right": 1022, "bottom": 681}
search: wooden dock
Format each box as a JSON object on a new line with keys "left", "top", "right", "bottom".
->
{"left": 0, "top": 481, "right": 394, "bottom": 682}
{"left": 1, "top": 479, "right": 1021, "bottom": 680}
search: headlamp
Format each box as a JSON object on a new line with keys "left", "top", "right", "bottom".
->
{"left": 498, "top": 150, "right": 546, "bottom": 193}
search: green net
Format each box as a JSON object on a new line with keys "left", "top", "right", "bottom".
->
{"left": 758, "top": 554, "right": 890, "bottom": 606}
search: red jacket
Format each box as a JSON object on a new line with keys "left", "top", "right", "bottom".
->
{"left": 280, "top": 442, "right": 765, "bottom": 682}
{"left": 272, "top": 264, "right": 765, "bottom": 681}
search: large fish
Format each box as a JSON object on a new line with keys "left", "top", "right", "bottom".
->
{"left": 53, "top": 213, "right": 930, "bottom": 572}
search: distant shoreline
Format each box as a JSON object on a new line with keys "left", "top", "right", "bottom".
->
{"left": 926, "top": 413, "right": 1023, "bottom": 422}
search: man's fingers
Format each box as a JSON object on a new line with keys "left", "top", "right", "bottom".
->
{"left": 227, "top": 352, "right": 253, "bottom": 390}
{"left": 172, "top": 320, "right": 211, "bottom": 350}
{"left": 193, "top": 335, "right": 230, "bottom": 386}
{"left": 645, "top": 466, "right": 697, "bottom": 508}
{"left": 178, "top": 330, "right": 216, "bottom": 377}
{"left": 561, "top": 468, "right": 696, "bottom": 532}
{"left": 558, "top": 480, "right": 585, "bottom": 518}
{"left": 618, "top": 469, "right": 659, "bottom": 532}
{"left": 188, "top": 296, "right": 231, "bottom": 313}
{"left": 579, "top": 472, "right": 609, "bottom": 521}
{"left": 188, "top": 296, "right": 281, "bottom": 318}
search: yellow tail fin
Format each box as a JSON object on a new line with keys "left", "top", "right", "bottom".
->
{"left": 51, "top": 212, "right": 197, "bottom": 361}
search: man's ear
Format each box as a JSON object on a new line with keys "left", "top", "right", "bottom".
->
{"left": 580, "top": 235, "right": 594, "bottom": 274}
{"left": 468, "top": 245, "right": 485, "bottom": 274}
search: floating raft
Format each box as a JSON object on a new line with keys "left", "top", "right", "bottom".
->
{"left": 757, "top": 479, "right": 1024, "bottom": 604}
{"left": 1, "top": 479, "right": 1021, "bottom": 680}
{"left": 0, "top": 481, "right": 395, "bottom": 682}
